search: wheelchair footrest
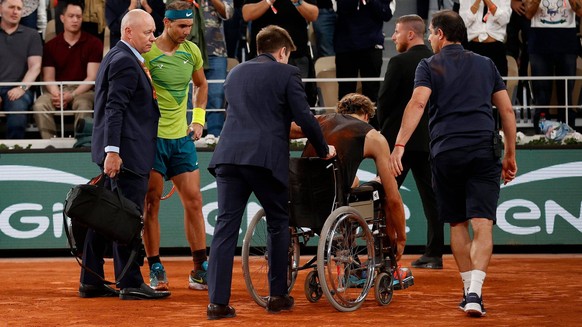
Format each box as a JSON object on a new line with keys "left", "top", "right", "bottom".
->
{"left": 393, "top": 275, "right": 415, "bottom": 290}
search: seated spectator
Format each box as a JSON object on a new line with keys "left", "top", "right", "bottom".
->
{"left": 32, "top": 0, "right": 102, "bottom": 139}
{"left": 0, "top": 0, "right": 42, "bottom": 139}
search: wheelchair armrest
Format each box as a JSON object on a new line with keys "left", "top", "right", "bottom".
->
{"left": 348, "top": 185, "right": 374, "bottom": 202}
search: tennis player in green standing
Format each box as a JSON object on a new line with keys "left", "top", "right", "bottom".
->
{"left": 142, "top": 0, "right": 210, "bottom": 292}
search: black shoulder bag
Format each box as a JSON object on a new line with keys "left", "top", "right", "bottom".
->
{"left": 63, "top": 172, "right": 144, "bottom": 286}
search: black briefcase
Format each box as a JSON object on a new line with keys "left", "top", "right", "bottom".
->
{"left": 64, "top": 174, "right": 143, "bottom": 245}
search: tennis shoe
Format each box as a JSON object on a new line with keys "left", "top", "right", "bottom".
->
{"left": 464, "top": 292, "right": 486, "bottom": 317}
{"left": 393, "top": 266, "right": 414, "bottom": 290}
{"left": 346, "top": 274, "right": 367, "bottom": 288}
{"left": 149, "top": 263, "right": 169, "bottom": 291}
{"left": 189, "top": 261, "right": 208, "bottom": 290}
{"left": 459, "top": 292, "right": 467, "bottom": 311}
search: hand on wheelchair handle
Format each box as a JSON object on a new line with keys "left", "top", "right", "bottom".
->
{"left": 324, "top": 145, "right": 337, "bottom": 159}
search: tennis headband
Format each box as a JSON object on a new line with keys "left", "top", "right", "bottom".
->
{"left": 165, "top": 9, "right": 194, "bottom": 20}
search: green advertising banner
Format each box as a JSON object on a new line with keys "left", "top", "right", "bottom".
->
{"left": 0, "top": 149, "right": 580, "bottom": 250}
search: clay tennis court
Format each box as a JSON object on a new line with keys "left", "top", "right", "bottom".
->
{"left": 2, "top": 254, "right": 581, "bottom": 326}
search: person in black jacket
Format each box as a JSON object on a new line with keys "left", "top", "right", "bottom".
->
{"left": 377, "top": 14, "right": 444, "bottom": 270}
{"left": 80, "top": 9, "right": 169, "bottom": 301}
{"left": 106, "top": 0, "right": 165, "bottom": 49}
{"left": 206, "top": 25, "right": 335, "bottom": 320}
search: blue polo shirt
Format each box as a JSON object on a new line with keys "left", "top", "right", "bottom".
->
{"left": 414, "top": 44, "right": 506, "bottom": 157}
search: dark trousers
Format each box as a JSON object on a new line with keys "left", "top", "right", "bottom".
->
{"left": 395, "top": 151, "right": 443, "bottom": 258}
{"left": 208, "top": 164, "right": 290, "bottom": 305}
{"left": 335, "top": 48, "right": 383, "bottom": 128}
{"left": 80, "top": 170, "right": 148, "bottom": 288}
{"left": 530, "top": 52, "right": 577, "bottom": 132}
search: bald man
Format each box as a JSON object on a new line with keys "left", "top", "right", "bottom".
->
{"left": 80, "top": 9, "right": 170, "bottom": 300}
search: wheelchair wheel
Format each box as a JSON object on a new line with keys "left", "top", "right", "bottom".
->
{"left": 374, "top": 272, "right": 394, "bottom": 306}
{"left": 242, "top": 208, "right": 300, "bottom": 308}
{"left": 304, "top": 270, "right": 322, "bottom": 303}
{"left": 317, "top": 207, "right": 375, "bottom": 312}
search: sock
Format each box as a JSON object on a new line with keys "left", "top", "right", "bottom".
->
{"left": 468, "top": 270, "right": 486, "bottom": 297}
{"left": 147, "top": 255, "right": 161, "bottom": 268}
{"left": 460, "top": 271, "right": 472, "bottom": 296}
{"left": 192, "top": 249, "right": 207, "bottom": 271}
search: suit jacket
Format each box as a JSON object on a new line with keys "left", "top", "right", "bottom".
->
{"left": 208, "top": 53, "right": 328, "bottom": 186}
{"left": 377, "top": 44, "right": 433, "bottom": 152}
{"left": 91, "top": 41, "right": 160, "bottom": 175}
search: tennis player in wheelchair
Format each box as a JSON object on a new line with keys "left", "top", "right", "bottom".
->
{"left": 290, "top": 93, "right": 414, "bottom": 288}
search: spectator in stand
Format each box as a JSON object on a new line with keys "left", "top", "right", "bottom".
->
{"left": 202, "top": 0, "right": 233, "bottom": 137}
{"left": 459, "top": 0, "right": 511, "bottom": 77}
{"left": 7, "top": 0, "right": 46, "bottom": 39}
{"left": 106, "top": 0, "right": 165, "bottom": 49}
{"left": 0, "top": 0, "right": 42, "bottom": 139}
{"left": 32, "top": 1, "right": 102, "bottom": 139}
{"left": 55, "top": 0, "right": 107, "bottom": 41}
{"left": 505, "top": 0, "right": 531, "bottom": 106}
{"left": 525, "top": 0, "right": 580, "bottom": 132}
{"left": 243, "top": 0, "right": 319, "bottom": 105}
{"left": 312, "top": 0, "right": 335, "bottom": 60}
{"left": 334, "top": 0, "right": 395, "bottom": 129}
{"left": 223, "top": 0, "right": 246, "bottom": 61}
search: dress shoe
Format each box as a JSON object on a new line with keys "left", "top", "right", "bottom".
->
{"left": 411, "top": 255, "right": 443, "bottom": 269}
{"left": 119, "top": 283, "right": 171, "bottom": 300}
{"left": 79, "top": 283, "right": 119, "bottom": 298}
{"left": 207, "top": 303, "right": 236, "bottom": 320}
{"left": 266, "top": 295, "right": 294, "bottom": 313}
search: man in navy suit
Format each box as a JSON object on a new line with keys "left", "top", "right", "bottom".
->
{"left": 79, "top": 9, "right": 170, "bottom": 301}
{"left": 206, "top": 25, "right": 336, "bottom": 319}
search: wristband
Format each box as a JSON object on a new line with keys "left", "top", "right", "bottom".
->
{"left": 293, "top": 0, "right": 302, "bottom": 6}
{"left": 192, "top": 107, "right": 206, "bottom": 126}
{"left": 394, "top": 144, "right": 405, "bottom": 148}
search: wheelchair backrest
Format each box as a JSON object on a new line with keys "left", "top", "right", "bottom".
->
{"left": 288, "top": 157, "right": 345, "bottom": 231}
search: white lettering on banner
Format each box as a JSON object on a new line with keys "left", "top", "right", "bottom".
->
{"left": 497, "top": 200, "right": 542, "bottom": 235}
{"left": 496, "top": 199, "right": 582, "bottom": 235}
{"left": 0, "top": 163, "right": 580, "bottom": 241}
{"left": 545, "top": 200, "right": 582, "bottom": 234}
{"left": 0, "top": 203, "right": 50, "bottom": 239}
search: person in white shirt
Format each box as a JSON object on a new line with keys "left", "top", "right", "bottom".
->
{"left": 459, "top": 0, "right": 512, "bottom": 76}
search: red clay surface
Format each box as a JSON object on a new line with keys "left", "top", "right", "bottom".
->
{"left": 1, "top": 254, "right": 581, "bottom": 326}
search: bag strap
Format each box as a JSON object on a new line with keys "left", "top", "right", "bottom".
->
{"left": 64, "top": 169, "right": 144, "bottom": 287}
{"left": 63, "top": 202, "right": 140, "bottom": 287}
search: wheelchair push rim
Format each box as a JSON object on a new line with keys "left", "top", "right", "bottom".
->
{"left": 317, "top": 206, "right": 375, "bottom": 312}
{"left": 241, "top": 208, "right": 300, "bottom": 308}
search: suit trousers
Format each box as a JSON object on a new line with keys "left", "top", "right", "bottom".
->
{"left": 80, "top": 170, "right": 148, "bottom": 289}
{"left": 395, "top": 150, "right": 444, "bottom": 258}
{"left": 33, "top": 86, "right": 94, "bottom": 139}
{"left": 208, "top": 164, "right": 291, "bottom": 305}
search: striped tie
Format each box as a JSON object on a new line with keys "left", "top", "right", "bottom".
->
{"left": 140, "top": 61, "right": 157, "bottom": 100}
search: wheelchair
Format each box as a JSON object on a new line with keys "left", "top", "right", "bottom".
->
{"left": 241, "top": 157, "right": 412, "bottom": 312}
